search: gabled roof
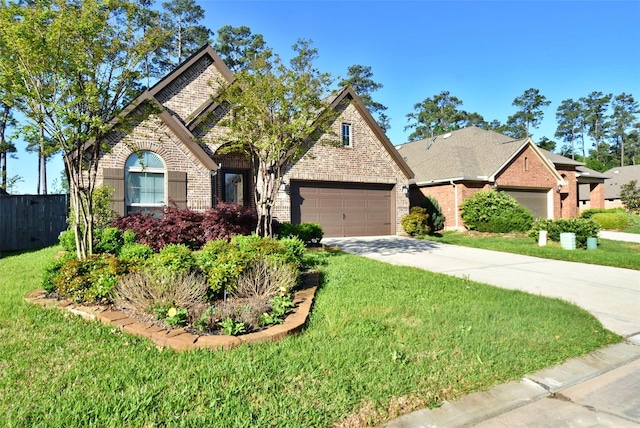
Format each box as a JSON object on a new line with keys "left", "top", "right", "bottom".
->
{"left": 329, "top": 86, "right": 414, "bottom": 179}
{"left": 94, "top": 46, "right": 228, "bottom": 171}
{"left": 396, "top": 126, "right": 560, "bottom": 185}
{"left": 538, "top": 148, "right": 584, "bottom": 167}
{"left": 537, "top": 148, "right": 609, "bottom": 183}
{"left": 603, "top": 165, "right": 640, "bottom": 199}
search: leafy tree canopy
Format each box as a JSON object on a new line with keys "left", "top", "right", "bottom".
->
{"left": 338, "top": 64, "right": 390, "bottom": 131}
{"left": 216, "top": 39, "right": 336, "bottom": 237}
{"left": 213, "top": 25, "right": 270, "bottom": 72}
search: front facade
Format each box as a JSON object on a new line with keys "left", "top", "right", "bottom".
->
{"left": 95, "top": 45, "right": 413, "bottom": 237}
{"left": 398, "top": 127, "right": 606, "bottom": 229}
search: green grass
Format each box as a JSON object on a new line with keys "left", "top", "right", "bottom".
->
{"left": 0, "top": 247, "right": 620, "bottom": 426}
{"left": 623, "top": 226, "right": 640, "bottom": 234}
{"left": 423, "top": 232, "right": 640, "bottom": 271}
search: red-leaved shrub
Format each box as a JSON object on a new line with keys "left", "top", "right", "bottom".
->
{"left": 112, "top": 204, "right": 257, "bottom": 251}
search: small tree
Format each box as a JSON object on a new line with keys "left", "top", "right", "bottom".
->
{"left": 216, "top": 39, "right": 336, "bottom": 237}
{"left": 620, "top": 180, "right": 640, "bottom": 213}
{"left": 1, "top": 0, "right": 164, "bottom": 259}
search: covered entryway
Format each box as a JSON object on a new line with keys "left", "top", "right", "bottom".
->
{"left": 290, "top": 181, "right": 395, "bottom": 237}
{"left": 500, "top": 188, "right": 551, "bottom": 219}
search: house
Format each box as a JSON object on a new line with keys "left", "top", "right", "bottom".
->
{"left": 603, "top": 165, "right": 640, "bottom": 209}
{"left": 94, "top": 45, "right": 413, "bottom": 237}
{"left": 397, "top": 127, "right": 606, "bottom": 229}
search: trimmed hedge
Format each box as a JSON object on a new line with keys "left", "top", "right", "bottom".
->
{"left": 420, "top": 195, "right": 446, "bottom": 234}
{"left": 590, "top": 213, "right": 629, "bottom": 230}
{"left": 529, "top": 218, "right": 600, "bottom": 249}
{"left": 461, "top": 190, "right": 533, "bottom": 233}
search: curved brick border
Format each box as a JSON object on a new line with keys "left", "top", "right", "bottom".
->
{"left": 25, "top": 276, "right": 319, "bottom": 351}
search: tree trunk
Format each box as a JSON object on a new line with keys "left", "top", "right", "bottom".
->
{"left": 621, "top": 136, "right": 625, "bottom": 167}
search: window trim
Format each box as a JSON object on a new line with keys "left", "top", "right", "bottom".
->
{"left": 125, "top": 151, "right": 167, "bottom": 214}
{"left": 341, "top": 122, "right": 352, "bottom": 147}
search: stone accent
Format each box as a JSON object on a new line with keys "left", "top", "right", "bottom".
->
{"left": 24, "top": 274, "right": 319, "bottom": 352}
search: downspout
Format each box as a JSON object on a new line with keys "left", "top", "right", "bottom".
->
{"left": 450, "top": 180, "right": 459, "bottom": 230}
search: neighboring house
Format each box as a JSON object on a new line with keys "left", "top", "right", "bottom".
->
{"left": 397, "top": 127, "right": 606, "bottom": 229}
{"left": 94, "top": 45, "right": 413, "bottom": 237}
{"left": 603, "top": 165, "right": 640, "bottom": 209}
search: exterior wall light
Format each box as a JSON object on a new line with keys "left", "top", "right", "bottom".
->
{"left": 401, "top": 185, "right": 409, "bottom": 195}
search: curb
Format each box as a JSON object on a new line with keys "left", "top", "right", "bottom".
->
{"left": 25, "top": 283, "right": 318, "bottom": 352}
{"left": 385, "top": 341, "right": 640, "bottom": 428}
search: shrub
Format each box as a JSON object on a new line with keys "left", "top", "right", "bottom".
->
{"left": 58, "top": 229, "right": 76, "bottom": 253}
{"left": 198, "top": 235, "right": 302, "bottom": 296}
{"left": 621, "top": 180, "right": 640, "bottom": 213}
{"left": 42, "top": 253, "right": 76, "bottom": 294}
{"left": 475, "top": 207, "right": 534, "bottom": 233}
{"left": 198, "top": 240, "right": 247, "bottom": 295}
{"left": 94, "top": 227, "right": 124, "bottom": 255}
{"left": 420, "top": 195, "right": 446, "bottom": 234}
{"left": 51, "top": 254, "right": 130, "bottom": 303}
{"left": 113, "top": 270, "right": 208, "bottom": 323}
{"left": 461, "top": 191, "right": 533, "bottom": 233}
{"left": 92, "top": 185, "right": 119, "bottom": 231}
{"left": 123, "top": 230, "right": 137, "bottom": 245}
{"left": 202, "top": 202, "right": 258, "bottom": 241}
{"left": 529, "top": 218, "right": 600, "bottom": 249}
{"left": 113, "top": 204, "right": 257, "bottom": 251}
{"left": 579, "top": 208, "right": 626, "bottom": 219}
{"left": 234, "top": 257, "right": 298, "bottom": 300}
{"left": 149, "top": 244, "right": 197, "bottom": 275}
{"left": 591, "top": 213, "right": 629, "bottom": 230}
{"left": 279, "top": 236, "right": 305, "bottom": 267}
{"left": 278, "top": 222, "right": 323, "bottom": 245}
{"left": 401, "top": 207, "right": 430, "bottom": 236}
{"left": 118, "top": 243, "right": 154, "bottom": 261}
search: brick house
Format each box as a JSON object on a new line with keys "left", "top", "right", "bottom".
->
{"left": 397, "top": 127, "right": 606, "bottom": 229}
{"left": 94, "top": 45, "right": 413, "bottom": 237}
{"left": 602, "top": 165, "right": 640, "bottom": 209}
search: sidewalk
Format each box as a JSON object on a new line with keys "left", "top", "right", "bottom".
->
{"left": 599, "top": 230, "right": 640, "bottom": 244}
{"left": 323, "top": 236, "right": 640, "bottom": 427}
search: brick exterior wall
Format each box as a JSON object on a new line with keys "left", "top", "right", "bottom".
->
{"left": 276, "top": 100, "right": 410, "bottom": 234}
{"left": 96, "top": 114, "right": 214, "bottom": 210}
{"left": 589, "top": 182, "right": 605, "bottom": 209}
{"left": 96, "top": 53, "right": 410, "bottom": 234}
{"left": 155, "top": 55, "right": 224, "bottom": 121}
{"left": 415, "top": 144, "right": 572, "bottom": 229}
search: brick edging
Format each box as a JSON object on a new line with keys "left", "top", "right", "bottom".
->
{"left": 24, "top": 285, "right": 318, "bottom": 351}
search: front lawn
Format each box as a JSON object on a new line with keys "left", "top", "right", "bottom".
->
{"left": 423, "top": 232, "right": 640, "bottom": 271}
{"left": 0, "top": 247, "right": 620, "bottom": 426}
{"left": 623, "top": 226, "right": 640, "bottom": 234}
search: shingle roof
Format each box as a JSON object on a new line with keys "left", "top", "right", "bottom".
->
{"left": 396, "top": 126, "right": 528, "bottom": 183}
{"left": 537, "top": 148, "right": 584, "bottom": 167}
{"left": 603, "top": 165, "right": 640, "bottom": 199}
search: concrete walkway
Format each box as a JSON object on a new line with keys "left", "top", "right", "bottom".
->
{"left": 323, "top": 236, "right": 640, "bottom": 427}
{"left": 600, "top": 230, "right": 640, "bottom": 244}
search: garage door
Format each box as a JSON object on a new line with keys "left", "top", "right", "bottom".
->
{"left": 501, "top": 188, "right": 549, "bottom": 219}
{"left": 290, "top": 181, "right": 394, "bottom": 237}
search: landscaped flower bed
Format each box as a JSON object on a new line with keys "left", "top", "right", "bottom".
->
{"left": 44, "top": 206, "right": 324, "bottom": 343}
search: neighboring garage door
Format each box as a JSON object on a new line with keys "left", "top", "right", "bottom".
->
{"left": 290, "top": 181, "right": 394, "bottom": 237}
{"left": 501, "top": 188, "right": 549, "bottom": 219}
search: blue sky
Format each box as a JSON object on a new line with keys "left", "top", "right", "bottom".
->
{"left": 9, "top": 0, "right": 640, "bottom": 194}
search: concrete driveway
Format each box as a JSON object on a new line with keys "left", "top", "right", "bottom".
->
{"left": 323, "top": 235, "right": 640, "bottom": 338}
{"left": 323, "top": 235, "right": 640, "bottom": 427}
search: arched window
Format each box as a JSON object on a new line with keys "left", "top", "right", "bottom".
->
{"left": 125, "top": 151, "right": 166, "bottom": 214}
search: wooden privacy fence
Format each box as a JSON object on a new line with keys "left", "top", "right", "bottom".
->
{"left": 0, "top": 194, "right": 68, "bottom": 252}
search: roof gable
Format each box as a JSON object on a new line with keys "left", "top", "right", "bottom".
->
{"left": 398, "top": 127, "right": 562, "bottom": 185}
{"left": 604, "top": 165, "right": 640, "bottom": 199}
{"left": 330, "top": 86, "right": 414, "bottom": 179}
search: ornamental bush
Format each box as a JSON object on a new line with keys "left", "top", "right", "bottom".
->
{"left": 94, "top": 227, "right": 124, "bottom": 255}
{"left": 420, "top": 195, "right": 446, "bottom": 234}
{"left": 528, "top": 218, "right": 600, "bottom": 249}
{"left": 461, "top": 190, "right": 533, "bottom": 233}
{"left": 401, "top": 207, "right": 430, "bottom": 236}
{"left": 149, "top": 244, "right": 197, "bottom": 275}
{"left": 278, "top": 222, "right": 323, "bottom": 245}
{"left": 591, "top": 213, "right": 629, "bottom": 230}
{"left": 112, "top": 204, "right": 257, "bottom": 251}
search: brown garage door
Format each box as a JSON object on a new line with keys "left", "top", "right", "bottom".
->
{"left": 501, "top": 188, "right": 549, "bottom": 219}
{"left": 290, "top": 181, "right": 394, "bottom": 237}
